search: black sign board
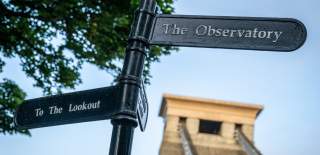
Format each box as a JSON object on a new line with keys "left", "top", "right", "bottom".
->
{"left": 137, "top": 84, "right": 148, "bottom": 131}
{"left": 150, "top": 15, "right": 307, "bottom": 51}
{"left": 15, "top": 86, "right": 119, "bottom": 129}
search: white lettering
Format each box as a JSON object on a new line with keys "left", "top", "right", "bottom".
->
{"left": 181, "top": 27, "right": 188, "bottom": 34}
{"left": 237, "top": 30, "right": 246, "bottom": 37}
{"left": 69, "top": 100, "right": 101, "bottom": 112}
{"left": 208, "top": 26, "right": 215, "bottom": 36}
{"left": 222, "top": 29, "right": 230, "bottom": 37}
{"left": 162, "top": 24, "right": 170, "bottom": 34}
{"left": 258, "top": 31, "right": 267, "bottom": 38}
{"left": 49, "top": 106, "right": 63, "bottom": 115}
{"left": 35, "top": 108, "right": 44, "bottom": 117}
{"left": 253, "top": 28, "right": 258, "bottom": 38}
{"left": 163, "top": 23, "right": 283, "bottom": 43}
{"left": 267, "top": 31, "right": 273, "bottom": 39}
{"left": 195, "top": 25, "right": 207, "bottom": 36}
{"left": 230, "top": 30, "right": 237, "bottom": 37}
{"left": 162, "top": 24, "right": 188, "bottom": 35}
{"left": 273, "top": 31, "right": 283, "bottom": 42}
{"left": 193, "top": 25, "right": 283, "bottom": 43}
{"left": 215, "top": 29, "right": 222, "bottom": 37}
{"left": 245, "top": 30, "right": 252, "bottom": 38}
{"left": 172, "top": 24, "right": 180, "bottom": 35}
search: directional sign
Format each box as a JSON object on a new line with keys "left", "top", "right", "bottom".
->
{"left": 137, "top": 83, "right": 149, "bottom": 131}
{"left": 150, "top": 15, "right": 307, "bottom": 51}
{"left": 15, "top": 86, "right": 120, "bottom": 129}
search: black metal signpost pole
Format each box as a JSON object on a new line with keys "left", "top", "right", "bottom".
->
{"left": 108, "top": 0, "right": 156, "bottom": 154}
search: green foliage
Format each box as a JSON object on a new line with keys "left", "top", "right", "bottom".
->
{"left": 0, "top": 0, "right": 176, "bottom": 136}
{"left": 0, "top": 79, "right": 30, "bottom": 136}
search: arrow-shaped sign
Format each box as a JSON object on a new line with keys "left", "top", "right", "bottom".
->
{"left": 150, "top": 15, "right": 307, "bottom": 51}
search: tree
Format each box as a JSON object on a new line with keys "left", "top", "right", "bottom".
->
{"left": 0, "top": 0, "right": 176, "bottom": 136}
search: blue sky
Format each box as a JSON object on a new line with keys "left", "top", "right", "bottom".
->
{"left": 1, "top": 0, "right": 320, "bottom": 155}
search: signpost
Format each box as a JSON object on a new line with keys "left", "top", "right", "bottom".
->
{"left": 14, "top": 0, "right": 307, "bottom": 155}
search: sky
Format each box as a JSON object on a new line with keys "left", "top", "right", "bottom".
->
{"left": 1, "top": 0, "right": 320, "bottom": 155}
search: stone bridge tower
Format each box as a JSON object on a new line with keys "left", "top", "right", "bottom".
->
{"left": 159, "top": 94, "right": 263, "bottom": 155}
